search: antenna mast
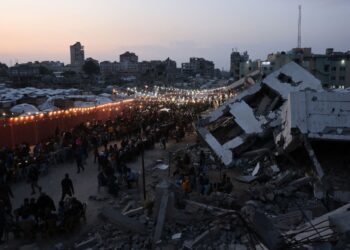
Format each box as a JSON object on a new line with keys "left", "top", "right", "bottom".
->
{"left": 298, "top": 5, "right": 302, "bottom": 48}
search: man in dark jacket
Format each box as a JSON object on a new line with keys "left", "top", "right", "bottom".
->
{"left": 0, "top": 179, "right": 13, "bottom": 211}
{"left": 28, "top": 165, "right": 41, "bottom": 195}
{"left": 75, "top": 147, "right": 85, "bottom": 173}
{"left": 36, "top": 193, "right": 56, "bottom": 219}
{"left": 0, "top": 200, "right": 5, "bottom": 244}
{"left": 61, "top": 173, "right": 74, "bottom": 201}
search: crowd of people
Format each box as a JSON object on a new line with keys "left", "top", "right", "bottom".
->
{"left": 174, "top": 150, "right": 234, "bottom": 196}
{"left": 0, "top": 100, "right": 209, "bottom": 244}
{"left": 0, "top": 175, "right": 85, "bottom": 244}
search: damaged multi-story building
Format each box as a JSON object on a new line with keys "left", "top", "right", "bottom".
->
{"left": 197, "top": 61, "right": 350, "bottom": 184}
{"left": 196, "top": 61, "right": 350, "bottom": 249}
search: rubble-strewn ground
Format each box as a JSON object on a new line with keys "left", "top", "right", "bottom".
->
{"left": 5, "top": 134, "right": 197, "bottom": 250}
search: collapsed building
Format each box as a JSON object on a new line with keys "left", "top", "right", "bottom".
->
{"left": 196, "top": 62, "right": 350, "bottom": 249}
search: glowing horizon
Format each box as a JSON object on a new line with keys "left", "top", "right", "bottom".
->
{"left": 1, "top": 0, "right": 349, "bottom": 69}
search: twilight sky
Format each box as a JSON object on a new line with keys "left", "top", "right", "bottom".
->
{"left": 0, "top": 0, "right": 349, "bottom": 69}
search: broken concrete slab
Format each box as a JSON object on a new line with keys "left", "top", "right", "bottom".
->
{"left": 99, "top": 207, "right": 147, "bottom": 234}
{"left": 229, "top": 244, "right": 248, "bottom": 250}
{"left": 74, "top": 237, "right": 98, "bottom": 250}
{"left": 271, "top": 210, "right": 305, "bottom": 231}
{"left": 252, "top": 162, "right": 261, "bottom": 176}
{"left": 276, "top": 91, "right": 350, "bottom": 153}
{"left": 329, "top": 210, "right": 350, "bottom": 235}
{"left": 273, "top": 170, "right": 295, "bottom": 186}
{"left": 185, "top": 200, "right": 237, "bottom": 215}
{"left": 270, "top": 164, "right": 280, "bottom": 174}
{"left": 183, "top": 226, "right": 219, "bottom": 249}
{"left": 247, "top": 211, "right": 286, "bottom": 250}
{"left": 234, "top": 175, "right": 258, "bottom": 183}
{"left": 171, "top": 232, "right": 182, "bottom": 240}
{"left": 123, "top": 206, "right": 144, "bottom": 216}
{"left": 303, "top": 138, "right": 325, "bottom": 179}
{"left": 332, "top": 191, "right": 350, "bottom": 203}
{"left": 154, "top": 193, "right": 169, "bottom": 243}
{"left": 122, "top": 200, "right": 136, "bottom": 214}
{"left": 286, "top": 203, "right": 350, "bottom": 243}
{"left": 262, "top": 61, "right": 322, "bottom": 100}
{"left": 289, "top": 176, "right": 312, "bottom": 188}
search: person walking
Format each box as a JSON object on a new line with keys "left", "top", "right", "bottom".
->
{"left": 0, "top": 200, "right": 5, "bottom": 244}
{"left": 75, "top": 147, "right": 85, "bottom": 173}
{"left": 28, "top": 165, "right": 41, "bottom": 195}
{"left": 61, "top": 173, "right": 74, "bottom": 201}
{"left": 0, "top": 179, "right": 13, "bottom": 211}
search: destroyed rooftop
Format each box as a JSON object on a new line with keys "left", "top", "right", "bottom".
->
{"left": 197, "top": 61, "right": 349, "bottom": 167}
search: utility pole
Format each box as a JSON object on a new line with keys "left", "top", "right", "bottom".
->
{"left": 298, "top": 5, "right": 302, "bottom": 48}
{"left": 141, "top": 141, "right": 146, "bottom": 200}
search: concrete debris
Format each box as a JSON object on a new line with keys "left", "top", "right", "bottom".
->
{"left": 234, "top": 175, "right": 259, "bottom": 183}
{"left": 67, "top": 64, "right": 350, "bottom": 250}
{"left": 190, "top": 62, "right": 350, "bottom": 249}
{"left": 154, "top": 193, "right": 169, "bottom": 242}
{"left": 252, "top": 162, "right": 261, "bottom": 176}
{"left": 244, "top": 209, "right": 286, "bottom": 250}
{"left": 270, "top": 164, "right": 280, "bottom": 173}
{"left": 122, "top": 206, "right": 144, "bottom": 216}
{"left": 329, "top": 210, "right": 350, "bottom": 235}
{"left": 74, "top": 237, "right": 98, "bottom": 250}
{"left": 183, "top": 226, "right": 219, "bottom": 249}
{"left": 276, "top": 91, "right": 350, "bottom": 152}
{"left": 332, "top": 191, "right": 350, "bottom": 203}
{"left": 171, "top": 232, "right": 182, "bottom": 240}
{"left": 122, "top": 200, "right": 136, "bottom": 214}
{"left": 155, "top": 163, "right": 169, "bottom": 170}
{"left": 99, "top": 206, "right": 147, "bottom": 234}
{"left": 285, "top": 203, "right": 350, "bottom": 244}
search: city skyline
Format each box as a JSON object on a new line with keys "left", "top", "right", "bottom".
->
{"left": 1, "top": 0, "right": 349, "bottom": 69}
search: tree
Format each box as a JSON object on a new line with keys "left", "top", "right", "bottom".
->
{"left": 83, "top": 60, "right": 100, "bottom": 76}
{"left": 62, "top": 70, "right": 77, "bottom": 78}
{"left": 39, "top": 66, "right": 52, "bottom": 75}
{"left": 0, "top": 62, "right": 8, "bottom": 77}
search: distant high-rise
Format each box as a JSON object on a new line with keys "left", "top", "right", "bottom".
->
{"left": 70, "top": 42, "right": 85, "bottom": 66}
{"left": 230, "top": 50, "right": 257, "bottom": 81}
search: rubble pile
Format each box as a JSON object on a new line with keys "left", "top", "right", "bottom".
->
{"left": 194, "top": 62, "right": 350, "bottom": 249}
{"left": 70, "top": 62, "right": 350, "bottom": 250}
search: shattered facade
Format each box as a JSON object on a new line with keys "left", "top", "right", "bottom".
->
{"left": 197, "top": 61, "right": 324, "bottom": 167}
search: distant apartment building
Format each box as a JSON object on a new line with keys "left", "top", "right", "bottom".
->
{"left": 261, "top": 48, "right": 350, "bottom": 88}
{"left": 8, "top": 63, "right": 40, "bottom": 79}
{"left": 139, "top": 58, "right": 177, "bottom": 82}
{"left": 119, "top": 51, "right": 139, "bottom": 75}
{"left": 181, "top": 57, "right": 215, "bottom": 78}
{"left": 99, "top": 53, "right": 177, "bottom": 82}
{"left": 40, "top": 61, "right": 64, "bottom": 73}
{"left": 69, "top": 42, "right": 85, "bottom": 72}
{"left": 100, "top": 61, "right": 120, "bottom": 76}
{"left": 163, "top": 58, "right": 177, "bottom": 74}
{"left": 230, "top": 50, "right": 259, "bottom": 81}
{"left": 70, "top": 42, "right": 85, "bottom": 65}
